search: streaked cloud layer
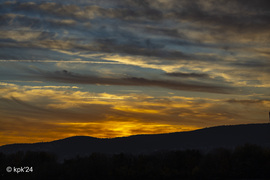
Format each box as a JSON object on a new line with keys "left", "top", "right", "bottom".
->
{"left": 0, "top": 0, "right": 269, "bottom": 145}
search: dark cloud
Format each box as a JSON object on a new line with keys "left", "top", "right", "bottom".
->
{"left": 226, "top": 99, "right": 266, "bottom": 104}
{"left": 0, "top": 96, "right": 112, "bottom": 123}
{"left": 0, "top": 1, "right": 163, "bottom": 21}
{"left": 235, "top": 0, "right": 270, "bottom": 11}
{"left": 91, "top": 39, "right": 190, "bottom": 60}
{"left": 141, "top": 26, "right": 186, "bottom": 39}
{"left": 165, "top": 72, "right": 210, "bottom": 79}
{"left": 166, "top": 0, "right": 270, "bottom": 33}
{"left": 10, "top": 96, "right": 53, "bottom": 113}
{"left": 2, "top": 1, "right": 270, "bottom": 32}
{"left": 29, "top": 70, "right": 234, "bottom": 94}
{"left": 0, "top": 14, "right": 77, "bottom": 30}
{"left": 230, "top": 61, "right": 268, "bottom": 68}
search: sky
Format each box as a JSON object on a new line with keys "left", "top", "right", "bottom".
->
{"left": 0, "top": 0, "right": 270, "bottom": 145}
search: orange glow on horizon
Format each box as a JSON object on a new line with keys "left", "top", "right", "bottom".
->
{"left": 1, "top": 82, "right": 269, "bottom": 146}
{"left": 0, "top": 121, "right": 200, "bottom": 146}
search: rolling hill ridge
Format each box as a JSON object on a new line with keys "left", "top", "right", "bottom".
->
{"left": 1, "top": 123, "right": 269, "bottom": 160}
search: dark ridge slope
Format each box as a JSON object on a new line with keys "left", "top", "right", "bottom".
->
{"left": 1, "top": 123, "right": 269, "bottom": 160}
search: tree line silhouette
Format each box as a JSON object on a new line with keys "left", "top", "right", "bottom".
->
{"left": 1, "top": 144, "right": 270, "bottom": 180}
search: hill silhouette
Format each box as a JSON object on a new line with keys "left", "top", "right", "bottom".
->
{"left": 0, "top": 123, "right": 269, "bottom": 161}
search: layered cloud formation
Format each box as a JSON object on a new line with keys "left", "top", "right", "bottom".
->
{"left": 0, "top": 0, "right": 269, "bottom": 145}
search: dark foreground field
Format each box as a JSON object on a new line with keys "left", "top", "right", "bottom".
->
{"left": 1, "top": 144, "right": 270, "bottom": 180}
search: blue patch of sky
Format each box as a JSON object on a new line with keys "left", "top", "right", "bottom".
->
{"left": 0, "top": 47, "right": 77, "bottom": 61}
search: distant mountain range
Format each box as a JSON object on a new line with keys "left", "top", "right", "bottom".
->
{"left": 1, "top": 123, "right": 270, "bottom": 161}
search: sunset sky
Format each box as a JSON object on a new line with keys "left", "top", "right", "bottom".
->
{"left": 0, "top": 0, "right": 270, "bottom": 145}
